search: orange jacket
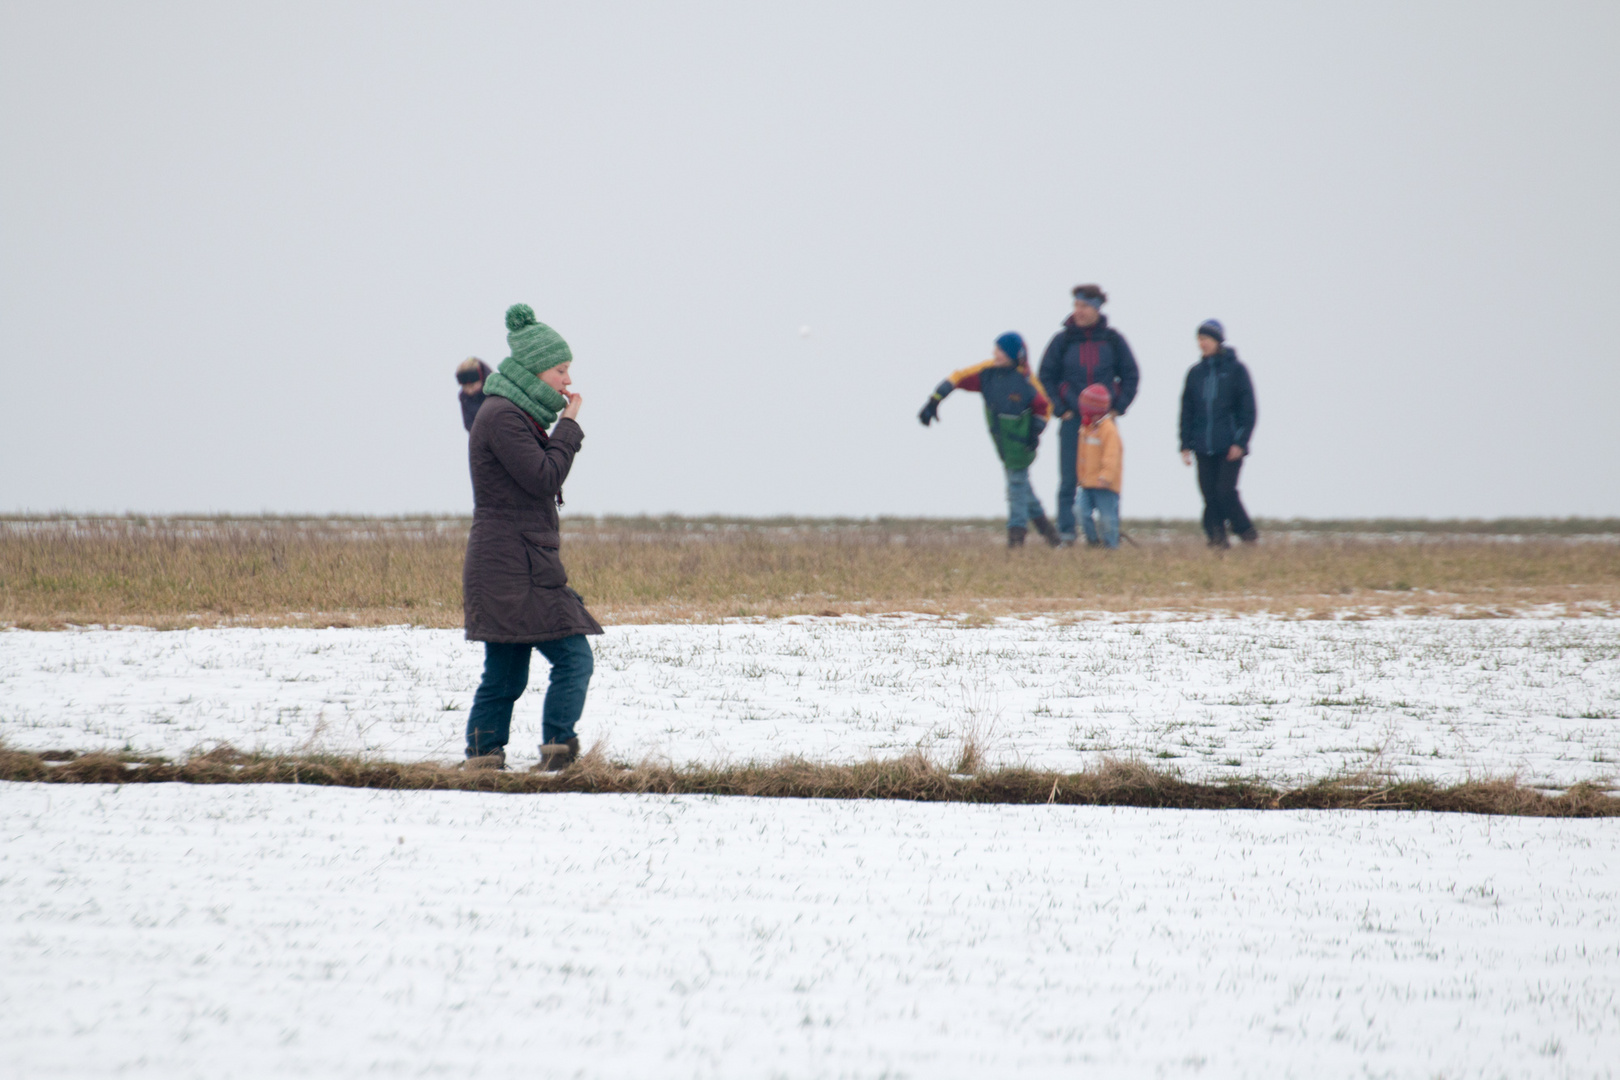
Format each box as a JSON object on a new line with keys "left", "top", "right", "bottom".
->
{"left": 1078, "top": 415, "right": 1122, "bottom": 493}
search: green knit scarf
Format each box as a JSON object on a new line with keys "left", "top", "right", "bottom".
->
{"left": 481, "top": 304, "right": 572, "bottom": 428}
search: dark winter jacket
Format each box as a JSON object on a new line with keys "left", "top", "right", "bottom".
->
{"left": 936, "top": 359, "right": 1052, "bottom": 470}
{"left": 463, "top": 396, "right": 603, "bottom": 643}
{"left": 1179, "top": 347, "right": 1257, "bottom": 456}
{"left": 1037, "top": 315, "right": 1141, "bottom": 417}
{"left": 459, "top": 361, "right": 493, "bottom": 432}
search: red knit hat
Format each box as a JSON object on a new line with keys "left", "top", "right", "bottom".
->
{"left": 1079, "top": 383, "right": 1112, "bottom": 422}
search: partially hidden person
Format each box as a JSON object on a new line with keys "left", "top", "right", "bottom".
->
{"left": 1075, "top": 383, "right": 1123, "bottom": 549}
{"left": 1037, "top": 284, "right": 1141, "bottom": 545}
{"left": 918, "top": 332, "right": 1060, "bottom": 548}
{"left": 1179, "top": 319, "right": 1258, "bottom": 548}
{"left": 456, "top": 356, "right": 492, "bottom": 432}
{"left": 462, "top": 304, "right": 603, "bottom": 770}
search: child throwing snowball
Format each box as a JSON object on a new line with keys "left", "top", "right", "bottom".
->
{"left": 918, "top": 333, "right": 1060, "bottom": 548}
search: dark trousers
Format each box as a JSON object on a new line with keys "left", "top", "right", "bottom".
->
{"left": 1195, "top": 453, "right": 1253, "bottom": 541}
{"left": 465, "top": 635, "right": 594, "bottom": 757}
{"left": 1055, "top": 415, "right": 1081, "bottom": 537}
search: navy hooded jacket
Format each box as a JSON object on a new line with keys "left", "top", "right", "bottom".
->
{"left": 1179, "top": 347, "right": 1257, "bottom": 455}
{"left": 1036, "top": 314, "right": 1141, "bottom": 417}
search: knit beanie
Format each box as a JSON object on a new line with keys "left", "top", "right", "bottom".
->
{"left": 1197, "top": 319, "right": 1225, "bottom": 343}
{"left": 1079, "top": 382, "right": 1112, "bottom": 423}
{"left": 481, "top": 304, "right": 573, "bottom": 427}
{"left": 994, "top": 332, "right": 1026, "bottom": 364}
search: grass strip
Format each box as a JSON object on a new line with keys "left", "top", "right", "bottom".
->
{"left": 6, "top": 515, "right": 1620, "bottom": 628}
{"left": 4, "top": 747, "right": 1614, "bottom": 817}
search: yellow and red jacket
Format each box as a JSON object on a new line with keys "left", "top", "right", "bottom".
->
{"left": 1078, "top": 415, "right": 1122, "bottom": 493}
{"left": 943, "top": 359, "right": 1053, "bottom": 421}
{"left": 932, "top": 360, "right": 1053, "bottom": 470}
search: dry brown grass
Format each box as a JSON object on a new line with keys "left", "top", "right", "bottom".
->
{"left": 3, "top": 515, "right": 1618, "bottom": 629}
{"left": 1, "top": 744, "right": 1612, "bottom": 817}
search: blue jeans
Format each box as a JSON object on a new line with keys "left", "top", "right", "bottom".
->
{"left": 1004, "top": 467, "right": 1048, "bottom": 530}
{"left": 1076, "top": 488, "right": 1120, "bottom": 548}
{"left": 1056, "top": 415, "right": 1081, "bottom": 538}
{"left": 465, "top": 635, "right": 595, "bottom": 756}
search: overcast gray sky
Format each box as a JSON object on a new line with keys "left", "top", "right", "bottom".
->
{"left": 3, "top": 1, "right": 1617, "bottom": 519}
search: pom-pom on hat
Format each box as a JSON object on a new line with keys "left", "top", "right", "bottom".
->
{"left": 994, "top": 332, "right": 1027, "bottom": 364}
{"left": 1197, "top": 319, "right": 1225, "bottom": 343}
{"left": 505, "top": 303, "right": 573, "bottom": 376}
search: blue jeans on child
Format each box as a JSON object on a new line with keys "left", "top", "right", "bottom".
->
{"left": 1004, "top": 467, "right": 1048, "bottom": 530}
{"left": 1075, "top": 488, "right": 1120, "bottom": 548}
{"left": 465, "top": 635, "right": 594, "bottom": 757}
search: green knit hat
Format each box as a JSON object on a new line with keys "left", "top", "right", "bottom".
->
{"left": 505, "top": 303, "right": 572, "bottom": 374}
{"left": 481, "top": 304, "right": 573, "bottom": 427}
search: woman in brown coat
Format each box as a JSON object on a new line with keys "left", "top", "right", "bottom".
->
{"left": 462, "top": 304, "right": 603, "bottom": 770}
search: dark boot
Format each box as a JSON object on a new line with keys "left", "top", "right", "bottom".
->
{"left": 538, "top": 736, "right": 580, "bottom": 772}
{"left": 1007, "top": 526, "right": 1027, "bottom": 548}
{"left": 1029, "top": 512, "right": 1061, "bottom": 547}
{"left": 463, "top": 747, "right": 507, "bottom": 771}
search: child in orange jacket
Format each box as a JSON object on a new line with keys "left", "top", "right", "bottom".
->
{"left": 1075, "top": 383, "right": 1122, "bottom": 548}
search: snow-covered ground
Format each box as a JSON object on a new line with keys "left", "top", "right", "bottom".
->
{"left": 2, "top": 782, "right": 1615, "bottom": 1078}
{"left": 4, "top": 618, "right": 1619, "bottom": 785}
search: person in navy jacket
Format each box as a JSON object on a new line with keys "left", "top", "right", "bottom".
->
{"left": 1179, "top": 320, "right": 1258, "bottom": 547}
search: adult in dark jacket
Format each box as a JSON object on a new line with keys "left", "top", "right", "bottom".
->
{"left": 456, "top": 357, "right": 492, "bottom": 431}
{"left": 462, "top": 304, "right": 603, "bottom": 770}
{"left": 1179, "top": 319, "right": 1258, "bottom": 547}
{"left": 1037, "top": 284, "right": 1141, "bottom": 544}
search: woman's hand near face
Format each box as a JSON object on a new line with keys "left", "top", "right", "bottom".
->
{"left": 562, "top": 393, "right": 583, "bottom": 421}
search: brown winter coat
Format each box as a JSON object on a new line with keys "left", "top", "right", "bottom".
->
{"left": 463, "top": 396, "right": 603, "bottom": 643}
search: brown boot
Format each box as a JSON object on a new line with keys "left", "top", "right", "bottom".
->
{"left": 538, "top": 737, "right": 580, "bottom": 772}
{"left": 463, "top": 747, "right": 507, "bottom": 771}
{"left": 1029, "top": 512, "right": 1061, "bottom": 547}
{"left": 1007, "top": 526, "right": 1027, "bottom": 548}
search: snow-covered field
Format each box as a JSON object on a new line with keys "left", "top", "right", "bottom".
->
{"left": 5, "top": 620, "right": 1618, "bottom": 1076}
{"left": 3, "top": 617, "right": 1619, "bottom": 785}
{"left": 2, "top": 782, "right": 1616, "bottom": 1078}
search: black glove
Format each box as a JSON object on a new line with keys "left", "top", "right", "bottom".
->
{"left": 918, "top": 381, "right": 953, "bottom": 426}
